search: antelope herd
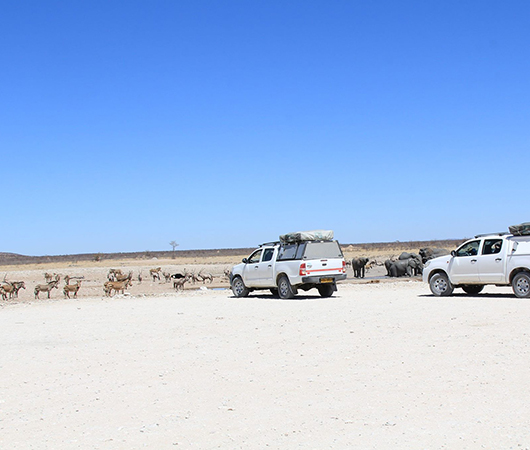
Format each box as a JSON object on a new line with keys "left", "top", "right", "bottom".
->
{"left": 0, "top": 266, "right": 220, "bottom": 302}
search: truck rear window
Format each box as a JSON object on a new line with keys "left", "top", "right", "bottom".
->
{"left": 277, "top": 241, "right": 342, "bottom": 261}
{"left": 303, "top": 241, "right": 343, "bottom": 259}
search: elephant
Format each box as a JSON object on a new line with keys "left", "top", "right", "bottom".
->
{"left": 398, "top": 252, "right": 420, "bottom": 261}
{"left": 398, "top": 252, "right": 423, "bottom": 275}
{"left": 351, "top": 257, "right": 369, "bottom": 278}
{"left": 387, "top": 258, "right": 422, "bottom": 277}
{"left": 419, "top": 248, "right": 450, "bottom": 264}
{"left": 384, "top": 259, "right": 394, "bottom": 277}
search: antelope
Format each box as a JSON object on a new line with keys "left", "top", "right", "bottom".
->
{"left": 162, "top": 271, "right": 172, "bottom": 283}
{"left": 63, "top": 280, "right": 82, "bottom": 299}
{"left": 1, "top": 279, "right": 25, "bottom": 299}
{"left": 173, "top": 274, "right": 191, "bottom": 291}
{"left": 0, "top": 282, "right": 15, "bottom": 299}
{"left": 103, "top": 279, "right": 132, "bottom": 297}
{"left": 149, "top": 267, "right": 162, "bottom": 281}
{"left": 64, "top": 275, "right": 84, "bottom": 285}
{"left": 11, "top": 281, "right": 25, "bottom": 298}
{"left": 198, "top": 270, "right": 213, "bottom": 283}
{"left": 34, "top": 280, "right": 60, "bottom": 299}
{"left": 108, "top": 269, "right": 123, "bottom": 281}
{"left": 44, "top": 273, "right": 61, "bottom": 283}
{"left": 188, "top": 271, "right": 201, "bottom": 284}
{"left": 115, "top": 271, "right": 132, "bottom": 282}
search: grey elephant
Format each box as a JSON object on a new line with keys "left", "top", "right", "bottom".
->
{"left": 352, "top": 257, "right": 369, "bottom": 278}
{"left": 384, "top": 259, "right": 394, "bottom": 277}
{"left": 388, "top": 258, "right": 422, "bottom": 277}
{"left": 398, "top": 252, "right": 423, "bottom": 275}
{"left": 419, "top": 248, "right": 450, "bottom": 264}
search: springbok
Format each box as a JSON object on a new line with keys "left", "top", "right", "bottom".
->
{"left": 44, "top": 273, "right": 61, "bottom": 283}
{"left": 115, "top": 271, "right": 132, "bottom": 282}
{"left": 162, "top": 271, "right": 172, "bottom": 283}
{"left": 63, "top": 280, "right": 82, "bottom": 299}
{"left": 149, "top": 267, "right": 162, "bottom": 281}
{"left": 103, "top": 279, "right": 132, "bottom": 297}
{"left": 34, "top": 279, "right": 60, "bottom": 299}
{"left": 107, "top": 269, "right": 123, "bottom": 281}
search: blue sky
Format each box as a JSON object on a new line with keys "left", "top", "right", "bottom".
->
{"left": 2, "top": 1, "right": 529, "bottom": 255}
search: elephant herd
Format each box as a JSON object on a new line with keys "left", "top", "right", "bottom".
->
{"left": 351, "top": 247, "right": 449, "bottom": 279}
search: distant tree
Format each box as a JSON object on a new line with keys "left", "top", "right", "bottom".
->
{"left": 93, "top": 253, "right": 103, "bottom": 262}
{"left": 169, "top": 241, "right": 179, "bottom": 259}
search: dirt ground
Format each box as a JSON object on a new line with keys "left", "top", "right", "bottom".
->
{"left": 1, "top": 258, "right": 529, "bottom": 449}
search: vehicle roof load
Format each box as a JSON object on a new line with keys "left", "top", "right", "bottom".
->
{"left": 279, "top": 230, "right": 334, "bottom": 244}
{"left": 509, "top": 222, "right": 530, "bottom": 236}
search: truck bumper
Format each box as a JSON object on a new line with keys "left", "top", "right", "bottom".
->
{"left": 301, "top": 274, "right": 347, "bottom": 284}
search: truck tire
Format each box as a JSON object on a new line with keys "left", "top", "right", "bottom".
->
{"left": 512, "top": 272, "right": 530, "bottom": 298}
{"left": 462, "top": 285, "right": 484, "bottom": 295}
{"left": 231, "top": 276, "right": 249, "bottom": 298}
{"left": 278, "top": 275, "right": 295, "bottom": 299}
{"left": 317, "top": 284, "right": 334, "bottom": 298}
{"left": 429, "top": 272, "right": 454, "bottom": 296}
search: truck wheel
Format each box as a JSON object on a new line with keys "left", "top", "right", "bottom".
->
{"left": 512, "top": 272, "right": 530, "bottom": 298}
{"left": 231, "top": 276, "right": 249, "bottom": 298}
{"left": 429, "top": 272, "right": 454, "bottom": 296}
{"left": 278, "top": 276, "right": 295, "bottom": 299}
{"left": 462, "top": 285, "right": 484, "bottom": 295}
{"left": 317, "top": 284, "right": 334, "bottom": 298}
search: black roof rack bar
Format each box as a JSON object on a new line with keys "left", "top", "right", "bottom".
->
{"left": 260, "top": 241, "right": 280, "bottom": 247}
{"left": 474, "top": 232, "right": 510, "bottom": 238}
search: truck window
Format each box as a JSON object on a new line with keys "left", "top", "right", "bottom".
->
{"left": 278, "top": 244, "right": 298, "bottom": 261}
{"left": 303, "top": 241, "right": 343, "bottom": 259}
{"left": 483, "top": 239, "right": 502, "bottom": 255}
{"left": 456, "top": 240, "right": 480, "bottom": 257}
{"left": 248, "top": 249, "right": 263, "bottom": 264}
{"left": 262, "top": 248, "right": 275, "bottom": 262}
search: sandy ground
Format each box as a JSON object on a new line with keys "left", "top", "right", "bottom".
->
{"left": 1, "top": 264, "right": 530, "bottom": 449}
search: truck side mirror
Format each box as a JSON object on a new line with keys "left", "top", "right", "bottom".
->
{"left": 451, "top": 250, "right": 456, "bottom": 256}
{"left": 242, "top": 258, "right": 248, "bottom": 264}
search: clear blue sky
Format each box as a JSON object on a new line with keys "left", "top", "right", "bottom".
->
{"left": 2, "top": 1, "right": 529, "bottom": 255}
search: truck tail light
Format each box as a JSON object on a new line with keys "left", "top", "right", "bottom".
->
{"left": 299, "top": 263, "right": 307, "bottom": 276}
{"left": 342, "top": 260, "right": 346, "bottom": 273}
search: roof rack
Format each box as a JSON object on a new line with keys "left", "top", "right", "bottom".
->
{"left": 260, "top": 241, "right": 280, "bottom": 247}
{"left": 474, "top": 232, "right": 510, "bottom": 238}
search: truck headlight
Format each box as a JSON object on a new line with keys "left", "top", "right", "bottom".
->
{"left": 424, "top": 260, "right": 431, "bottom": 269}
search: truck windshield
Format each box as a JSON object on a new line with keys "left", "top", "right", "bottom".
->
{"left": 303, "top": 241, "right": 343, "bottom": 259}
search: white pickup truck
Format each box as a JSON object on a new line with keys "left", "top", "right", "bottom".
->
{"left": 230, "top": 237, "right": 347, "bottom": 299}
{"left": 423, "top": 232, "right": 530, "bottom": 298}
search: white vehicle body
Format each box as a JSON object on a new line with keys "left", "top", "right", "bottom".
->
{"left": 423, "top": 233, "right": 530, "bottom": 297}
{"left": 230, "top": 240, "right": 347, "bottom": 298}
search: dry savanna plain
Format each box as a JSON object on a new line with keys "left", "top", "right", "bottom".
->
{"left": 1, "top": 241, "right": 530, "bottom": 449}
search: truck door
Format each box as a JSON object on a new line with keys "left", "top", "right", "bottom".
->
{"left": 478, "top": 238, "right": 505, "bottom": 283}
{"left": 244, "top": 248, "right": 276, "bottom": 287}
{"left": 244, "top": 249, "right": 263, "bottom": 286}
{"left": 253, "top": 247, "right": 276, "bottom": 287}
{"left": 448, "top": 240, "right": 480, "bottom": 284}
